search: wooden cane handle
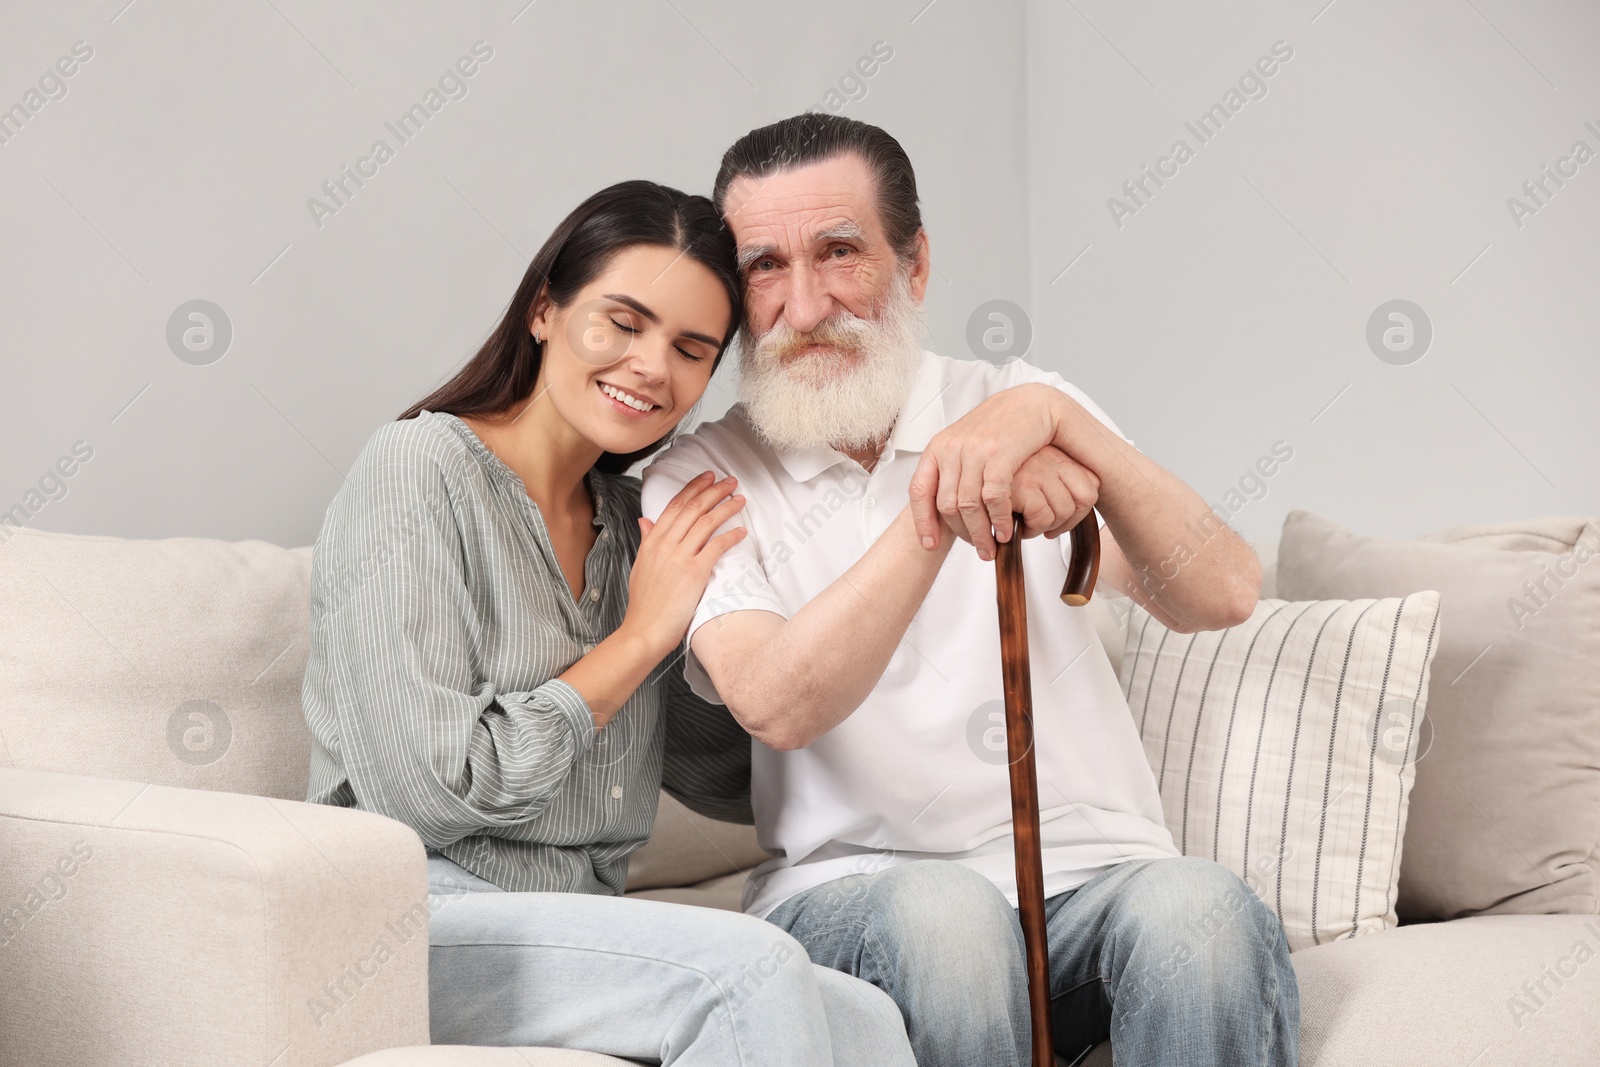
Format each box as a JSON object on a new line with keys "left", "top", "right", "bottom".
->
{"left": 1060, "top": 507, "right": 1101, "bottom": 607}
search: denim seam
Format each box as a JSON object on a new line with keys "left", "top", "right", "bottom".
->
{"left": 660, "top": 980, "right": 754, "bottom": 1067}
{"left": 856, "top": 924, "right": 888, "bottom": 988}
{"left": 1259, "top": 913, "right": 1285, "bottom": 1065}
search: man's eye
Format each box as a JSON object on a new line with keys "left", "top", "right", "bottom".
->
{"left": 829, "top": 245, "right": 852, "bottom": 258}
{"left": 754, "top": 259, "right": 776, "bottom": 272}
{"left": 610, "top": 318, "right": 639, "bottom": 334}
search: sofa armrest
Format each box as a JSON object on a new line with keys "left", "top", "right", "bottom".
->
{"left": 0, "top": 767, "right": 431, "bottom": 1067}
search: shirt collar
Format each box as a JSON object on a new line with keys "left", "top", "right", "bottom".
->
{"left": 771, "top": 350, "right": 945, "bottom": 483}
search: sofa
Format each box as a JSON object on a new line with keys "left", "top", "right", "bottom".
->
{"left": 2, "top": 522, "right": 1594, "bottom": 1066}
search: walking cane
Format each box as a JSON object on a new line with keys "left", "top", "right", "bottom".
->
{"left": 995, "top": 507, "right": 1101, "bottom": 1067}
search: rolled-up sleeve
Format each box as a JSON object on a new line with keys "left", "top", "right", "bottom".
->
{"left": 303, "top": 432, "right": 595, "bottom": 849}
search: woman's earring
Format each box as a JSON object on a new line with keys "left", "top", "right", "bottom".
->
{"left": 533, "top": 331, "right": 542, "bottom": 344}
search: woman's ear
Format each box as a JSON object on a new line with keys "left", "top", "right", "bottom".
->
{"left": 527, "top": 284, "right": 555, "bottom": 343}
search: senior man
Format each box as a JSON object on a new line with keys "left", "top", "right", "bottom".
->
{"left": 640, "top": 114, "right": 1299, "bottom": 1067}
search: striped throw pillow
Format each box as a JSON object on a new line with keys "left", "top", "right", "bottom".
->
{"left": 1119, "top": 594, "right": 1442, "bottom": 951}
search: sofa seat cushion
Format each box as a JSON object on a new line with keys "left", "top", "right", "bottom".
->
{"left": 1292, "top": 914, "right": 1600, "bottom": 1066}
{"left": 1079, "top": 914, "right": 1600, "bottom": 1066}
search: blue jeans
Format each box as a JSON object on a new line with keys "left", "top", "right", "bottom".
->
{"left": 424, "top": 851, "right": 915, "bottom": 1066}
{"left": 764, "top": 855, "right": 1299, "bottom": 1067}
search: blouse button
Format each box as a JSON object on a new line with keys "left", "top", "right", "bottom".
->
{"left": 588, "top": 587, "right": 600, "bottom": 603}
{"left": 610, "top": 785, "right": 624, "bottom": 800}
{"left": 599, "top": 529, "right": 609, "bottom": 542}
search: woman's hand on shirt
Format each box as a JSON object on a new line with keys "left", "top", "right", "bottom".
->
{"left": 621, "top": 470, "right": 748, "bottom": 660}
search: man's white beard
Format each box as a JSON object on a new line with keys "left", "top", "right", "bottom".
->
{"left": 736, "top": 268, "right": 927, "bottom": 454}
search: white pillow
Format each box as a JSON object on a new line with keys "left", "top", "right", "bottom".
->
{"left": 1119, "top": 593, "right": 1442, "bottom": 951}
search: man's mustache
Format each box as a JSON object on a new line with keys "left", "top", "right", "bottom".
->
{"left": 752, "top": 317, "right": 874, "bottom": 364}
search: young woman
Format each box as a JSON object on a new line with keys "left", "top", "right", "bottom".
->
{"left": 301, "top": 181, "right": 913, "bottom": 1065}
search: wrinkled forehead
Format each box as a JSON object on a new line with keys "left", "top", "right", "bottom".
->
{"left": 723, "top": 154, "right": 888, "bottom": 262}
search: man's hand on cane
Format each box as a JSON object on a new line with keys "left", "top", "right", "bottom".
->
{"left": 907, "top": 383, "right": 1104, "bottom": 558}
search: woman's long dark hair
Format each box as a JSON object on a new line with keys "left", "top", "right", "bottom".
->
{"left": 399, "top": 180, "right": 742, "bottom": 474}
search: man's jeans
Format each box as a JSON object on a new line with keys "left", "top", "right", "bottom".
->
{"left": 765, "top": 855, "right": 1300, "bottom": 1067}
{"left": 425, "top": 851, "right": 915, "bottom": 1066}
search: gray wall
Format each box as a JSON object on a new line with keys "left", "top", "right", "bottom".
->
{"left": 1024, "top": 0, "right": 1598, "bottom": 542}
{"left": 1, "top": 0, "right": 1029, "bottom": 547}
{"left": 3, "top": 0, "right": 1593, "bottom": 551}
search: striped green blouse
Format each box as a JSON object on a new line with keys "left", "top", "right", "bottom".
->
{"left": 302, "top": 410, "right": 750, "bottom": 895}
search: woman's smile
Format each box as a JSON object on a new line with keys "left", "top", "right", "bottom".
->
{"left": 597, "top": 379, "right": 663, "bottom": 419}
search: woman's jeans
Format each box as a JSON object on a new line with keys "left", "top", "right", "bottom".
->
{"left": 424, "top": 851, "right": 915, "bottom": 1066}
{"left": 765, "top": 855, "right": 1300, "bottom": 1067}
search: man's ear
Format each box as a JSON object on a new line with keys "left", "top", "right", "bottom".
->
{"left": 908, "top": 229, "right": 932, "bottom": 302}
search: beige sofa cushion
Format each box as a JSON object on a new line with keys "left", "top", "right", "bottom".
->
{"left": 1418, "top": 514, "right": 1592, "bottom": 554}
{"left": 1289, "top": 914, "right": 1600, "bottom": 1066}
{"left": 1276, "top": 510, "right": 1600, "bottom": 921}
{"left": 627, "top": 870, "right": 749, "bottom": 912}
{"left": 0, "top": 527, "right": 315, "bottom": 799}
{"left": 625, "top": 791, "right": 771, "bottom": 893}
{"left": 1081, "top": 913, "right": 1600, "bottom": 1067}
{"left": 1121, "top": 592, "right": 1442, "bottom": 949}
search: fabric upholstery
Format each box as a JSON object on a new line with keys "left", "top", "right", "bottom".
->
{"left": 626, "top": 869, "right": 748, "bottom": 911}
{"left": 1120, "top": 593, "right": 1443, "bottom": 949}
{"left": 1080, "top": 913, "right": 1600, "bottom": 1066}
{"left": 624, "top": 790, "right": 771, "bottom": 893}
{"left": 1275, "top": 510, "right": 1600, "bottom": 921}
{"left": 8, "top": 522, "right": 1594, "bottom": 1067}
{"left": 0, "top": 526, "right": 315, "bottom": 800}
{"left": 0, "top": 767, "right": 429, "bottom": 1066}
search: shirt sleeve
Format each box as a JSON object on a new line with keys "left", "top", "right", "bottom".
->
{"left": 640, "top": 446, "right": 789, "bottom": 705}
{"left": 302, "top": 429, "right": 596, "bottom": 849}
{"left": 658, "top": 639, "right": 754, "bottom": 824}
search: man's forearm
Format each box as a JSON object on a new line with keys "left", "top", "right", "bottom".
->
{"left": 1045, "top": 387, "right": 1261, "bottom": 631}
{"left": 696, "top": 505, "right": 954, "bottom": 750}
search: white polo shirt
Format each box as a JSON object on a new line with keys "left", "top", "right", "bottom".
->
{"left": 639, "top": 350, "right": 1179, "bottom": 919}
